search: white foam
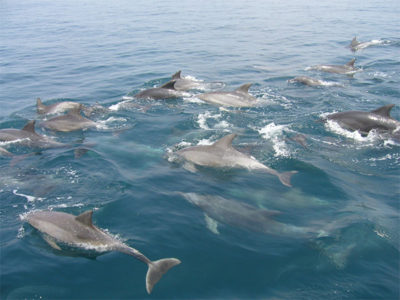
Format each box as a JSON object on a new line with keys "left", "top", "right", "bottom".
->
{"left": 183, "top": 96, "right": 205, "bottom": 104}
{"left": 95, "top": 117, "right": 127, "bottom": 130}
{"left": 197, "top": 138, "right": 214, "bottom": 146}
{"left": 0, "top": 138, "right": 30, "bottom": 146}
{"left": 196, "top": 111, "right": 222, "bottom": 130}
{"left": 109, "top": 99, "right": 132, "bottom": 111}
{"left": 257, "top": 123, "right": 291, "bottom": 157}
{"left": 13, "top": 190, "right": 43, "bottom": 203}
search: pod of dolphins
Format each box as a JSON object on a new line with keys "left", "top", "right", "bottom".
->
{"left": 1, "top": 36, "right": 398, "bottom": 294}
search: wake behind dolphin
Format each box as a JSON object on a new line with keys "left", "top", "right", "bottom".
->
{"left": 25, "top": 210, "right": 180, "bottom": 294}
{"left": 176, "top": 133, "right": 297, "bottom": 187}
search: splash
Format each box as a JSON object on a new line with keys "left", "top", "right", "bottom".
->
{"left": 258, "top": 122, "right": 291, "bottom": 157}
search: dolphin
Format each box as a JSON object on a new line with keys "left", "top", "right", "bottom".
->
{"left": 176, "top": 133, "right": 297, "bottom": 187}
{"left": 324, "top": 104, "right": 400, "bottom": 137}
{"left": 288, "top": 76, "right": 341, "bottom": 87}
{"left": 134, "top": 80, "right": 184, "bottom": 100}
{"left": 0, "top": 120, "right": 65, "bottom": 148}
{"left": 179, "top": 193, "right": 315, "bottom": 237}
{"left": 308, "top": 58, "right": 359, "bottom": 75}
{"left": 197, "top": 83, "right": 256, "bottom": 107}
{"left": 40, "top": 109, "right": 98, "bottom": 132}
{"left": 25, "top": 210, "right": 180, "bottom": 294}
{"left": 37, "top": 98, "right": 83, "bottom": 115}
{"left": 349, "top": 36, "right": 383, "bottom": 52}
{"left": 168, "top": 71, "right": 203, "bottom": 91}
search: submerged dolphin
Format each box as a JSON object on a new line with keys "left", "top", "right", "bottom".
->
{"left": 198, "top": 83, "right": 256, "bottom": 107}
{"left": 324, "top": 104, "right": 400, "bottom": 137}
{"left": 37, "top": 98, "right": 83, "bottom": 115}
{"left": 0, "top": 120, "right": 65, "bottom": 148}
{"left": 26, "top": 210, "right": 180, "bottom": 294}
{"left": 308, "top": 58, "right": 359, "bottom": 75}
{"left": 40, "top": 110, "right": 98, "bottom": 132}
{"left": 349, "top": 37, "right": 383, "bottom": 52}
{"left": 288, "top": 76, "right": 341, "bottom": 87}
{"left": 0, "top": 146, "right": 13, "bottom": 156}
{"left": 134, "top": 80, "right": 184, "bottom": 100}
{"left": 168, "top": 71, "right": 203, "bottom": 91}
{"left": 180, "top": 193, "right": 314, "bottom": 237}
{"left": 176, "top": 133, "right": 297, "bottom": 187}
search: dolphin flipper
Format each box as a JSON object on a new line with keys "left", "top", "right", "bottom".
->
{"left": 43, "top": 235, "right": 62, "bottom": 250}
{"left": 204, "top": 214, "right": 219, "bottom": 234}
{"left": 146, "top": 258, "right": 181, "bottom": 294}
{"left": 278, "top": 171, "right": 298, "bottom": 187}
{"left": 183, "top": 162, "right": 197, "bottom": 173}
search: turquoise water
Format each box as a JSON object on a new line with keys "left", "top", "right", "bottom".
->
{"left": 1, "top": 0, "right": 399, "bottom": 299}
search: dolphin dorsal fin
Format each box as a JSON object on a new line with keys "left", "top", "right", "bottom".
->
{"left": 371, "top": 104, "right": 395, "bottom": 118}
{"left": 22, "top": 120, "right": 36, "bottom": 133}
{"left": 346, "top": 58, "right": 356, "bottom": 66}
{"left": 213, "top": 133, "right": 237, "bottom": 149}
{"left": 75, "top": 210, "right": 94, "bottom": 226}
{"left": 351, "top": 37, "right": 359, "bottom": 47}
{"left": 235, "top": 83, "right": 252, "bottom": 94}
{"left": 160, "top": 80, "right": 176, "bottom": 90}
{"left": 172, "top": 71, "right": 181, "bottom": 79}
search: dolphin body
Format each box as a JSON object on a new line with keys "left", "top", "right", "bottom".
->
{"left": 168, "top": 71, "right": 202, "bottom": 91}
{"left": 288, "top": 76, "right": 341, "bottom": 87}
{"left": 349, "top": 37, "right": 382, "bottom": 52}
{"left": 134, "top": 80, "right": 184, "bottom": 100}
{"left": 26, "top": 210, "right": 180, "bottom": 294}
{"left": 37, "top": 98, "right": 83, "bottom": 115}
{"left": 40, "top": 110, "right": 98, "bottom": 132}
{"left": 180, "top": 193, "right": 314, "bottom": 237}
{"left": 308, "top": 58, "right": 359, "bottom": 75}
{"left": 324, "top": 104, "right": 400, "bottom": 138}
{"left": 176, "top": 133, "right": 297, "bottom": 187}
{"left": 198, "top": 83, "right": 256, "bottom": 107}
{"left": 0, "top": 120, "right": 65, "bottom": 148}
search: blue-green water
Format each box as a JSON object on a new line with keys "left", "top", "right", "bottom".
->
{"left": 1, "top": 0, "right": 399, "bottom": 299}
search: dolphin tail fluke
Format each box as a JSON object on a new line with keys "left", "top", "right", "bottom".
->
{"left": 146, "top": 258, "right": 181, "bottom": 294}
{"left": 278, "top": 171, "right": 298, "bottom": 187}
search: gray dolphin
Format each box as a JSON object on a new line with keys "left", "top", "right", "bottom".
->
{"left": 197, "top": 83, "right": 256, "bottom": 107}
{"left": 26, "top": 210, "right": 180, "bottom": 294}
{"left": 308, "top": 58, "right": 359, "bottom": 75}
{"left": 288, "top": 76, "right": 341, "bottom": 87}
{"left": 349, "top": 36, "right": 383, "bottom": 52}
{"left": 324, "top": 104, "right": 400, "bottom": 137}
{"left": 37, "top": 98, "right": 83, "bottom": 115}
{"left": 176, "top": 133, "right": 297, "bottom": 187}
{"left": 134, "top": 80, "right": 184, "bottom": 100}
{"left": 0, "top": 120, "right": 65, "bottom": 148}
{"left": 169, "top": 71, "right": 202, "bottom": 91}
{"left": 40, "top": 110, "right": 98, "bottom": 132}
{"left": 180, "top": 193, "right": 314, "bottom": 237}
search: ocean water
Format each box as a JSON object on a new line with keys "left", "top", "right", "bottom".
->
{"left": 1, "top": 0, "right": 399, "bottom": 299}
